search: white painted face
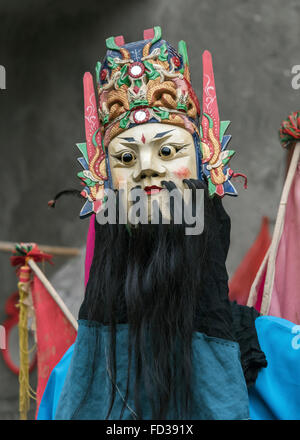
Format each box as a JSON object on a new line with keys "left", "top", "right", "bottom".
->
{"left": 107, "top": 123, "right": 198, "bottom": 222}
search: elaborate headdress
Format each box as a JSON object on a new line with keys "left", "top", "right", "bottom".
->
{"left": 77, "top": 26, "right": 245, "bottom": 217}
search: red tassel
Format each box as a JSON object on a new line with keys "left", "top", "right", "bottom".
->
{"left": 47, "top": 200, "right": 55, "bottom": 208}
{"left": 232, "top": 172, "right": 248, "bottom": 189}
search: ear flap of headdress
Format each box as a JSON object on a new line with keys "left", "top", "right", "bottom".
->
{"left": 76, "top": 72, "right": 108, "bottom": 218}
{"left": 200, "top": 51, "right": 245, "bottom": 197}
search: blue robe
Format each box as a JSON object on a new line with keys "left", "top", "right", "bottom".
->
{"left": 37, "top": 315, "right": 300, "bottom": 420}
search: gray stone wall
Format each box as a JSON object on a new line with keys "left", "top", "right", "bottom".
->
{"left": 0, "top": 0, "right": 299, "bottom": 419}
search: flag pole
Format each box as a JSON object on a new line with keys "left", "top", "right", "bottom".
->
{"left": 260, "top": 142, "right": 300, "bottom": 314}
{"left": 0, "top": 241, "right": 80, "bottom": 256}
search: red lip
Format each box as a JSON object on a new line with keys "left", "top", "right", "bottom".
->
{"left": 144, "top": 185, "right": 162, "bottom": 195}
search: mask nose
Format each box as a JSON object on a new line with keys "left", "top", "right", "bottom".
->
{"left": 139, "top": 169, "right": 160, "bottom": 179}
{"left": 132, "top": 151, "right": 166, "bottom": 182}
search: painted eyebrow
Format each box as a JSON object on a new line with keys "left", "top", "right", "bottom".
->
{"left": 119, "top": 136, "right": 136, "bottom": 142}
{"left": 152, "top": 129, "right": 175, "bottom": 139}
{"left": 116, "top": 129, "right": 176, "bottom": 146}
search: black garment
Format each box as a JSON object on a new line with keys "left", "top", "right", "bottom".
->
{"left": 192, "top": 197, "right": 267, "bottom": 387}
{"left": 79, "top": 191, "right": 267, "bottom": 389}
{"left": 230, "top": 301, "right": 267, "bottom": 387}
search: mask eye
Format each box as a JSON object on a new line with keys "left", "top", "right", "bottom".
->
{"left": 159, "top": 145, "right": 176, "bottom": 159}
{"left": 121, "top": 151, "right": 136, "bottom": 165}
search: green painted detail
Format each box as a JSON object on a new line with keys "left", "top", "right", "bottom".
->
{"left": 177, "top": 102, "right": 187, "bottom": 112}
{"left": 117, "top": 64, "right": 130, "bottom": 88}
{"left": 106, "top": 36, "right": 120, "bottom": 51}
{"left": 85, "top": 179, "right": 97, "bottom": 187}
{"left": 160, "top": 111, "right": 170, "bottom": 120}
{"left": 134, "top": 79, "right": 142, "bottom": 88}
{"left": 103, "top": 195, "right": 108, "bottom": 203}
{"left": 199, "top": 125, "right": 203, "bottom": 138}
{"left": 203, "top": 113, "right": 213, "bottom": 129}
{"left": 92, "top": 128, "right": 101, "bottom": 147}
{"left": 178, "top": 40, "right": 189, "bottom": 65}
{"left": 103, "top": 115, "right": 109, "bottom": 125}
{"left": 76, "top": 143, "right": 88, "bottom": 164}
{"left": 95, "top": 62, "right": 101, "bottom": 83}
{"left": 222, "top": 150, "right": 235, "bottom": 166}
{"left": 15, "top": 243, "right": 32, "bottom": 255}
{"left": 119, "top": 118, "right": 130, "bottom": 129}
{"left": 199, "top": 141, "right": 205, "bottom": 155}
{"left": 129, "top": 99, "right": 149, "bottom": 110}
{"left": 153, "top": 107, "right": 170, "bottom": 120}
{"left": 198, "top": 142, "right": 203, "bottom": 158}
{"left": 151, "top": 26, "right": 162, "bottom": 44}
{"left": 158, "top": 43, "right": 168, "bottom": 62}
{"left": 107, "top": 56, "right": 119, "bottom": 70}
{"left": 143, "top": 60, "right": 160, "bottom": 80}
{"left": 77, "top": 171, "right": 96, "bottom": 187}
{"left": 219, "top": 120, "right": 231, "bottom": 142}
{"left": 119, "top": 111, "right": 130, "bottom": 129}
{"left": 208, "top": 178, "right": 216, "bottom": 197}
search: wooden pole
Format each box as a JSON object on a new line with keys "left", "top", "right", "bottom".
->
{"left": 27, "top": 259, "right": 78, "bottom": 331}
{"left": 0, "top": 241, "right": 80, "bottom": 257}
{"left": 260, "top": 142, "right": 300, "bottom": 314}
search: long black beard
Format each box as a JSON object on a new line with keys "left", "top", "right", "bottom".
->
{"left": 79, "top": 179, "right": 235, "bottom": 419}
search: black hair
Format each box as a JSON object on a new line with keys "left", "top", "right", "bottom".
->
{"left": 78, "top": 179, "right": 235, "bottom": 419}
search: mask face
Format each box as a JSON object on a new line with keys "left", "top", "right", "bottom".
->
{"left": 108, "top": 123, "right": 198, "bottom": 222}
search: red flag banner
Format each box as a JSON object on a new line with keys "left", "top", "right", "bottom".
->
{"left": 31, "top": 274, "right": 77, "bottom": 416}
{"left": 229, "top": 217, "right": 271, "bottom": 305}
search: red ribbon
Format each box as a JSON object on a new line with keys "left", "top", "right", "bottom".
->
{"left": 10, "top": 243, "right": 53, "bottom": 268}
